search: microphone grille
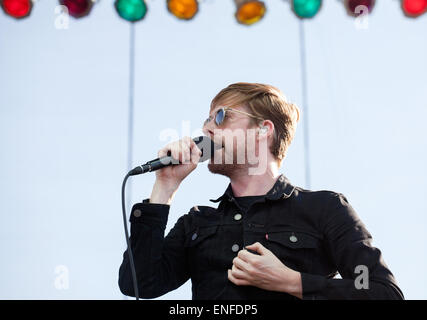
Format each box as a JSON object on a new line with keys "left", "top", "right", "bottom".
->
{"left": 193, "top": 136, "right": 220, "bottom": 162}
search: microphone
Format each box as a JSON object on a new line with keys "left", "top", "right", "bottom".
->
{"left": 128, "top": 136, "right": 220, "bottom": 176}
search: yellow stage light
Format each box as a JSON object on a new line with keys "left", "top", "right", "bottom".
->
{"left": 234, "top": 0, "right": 266, "bottom": 25}
{"left": 167, "top": 0, "right": 198, "bottom": 20}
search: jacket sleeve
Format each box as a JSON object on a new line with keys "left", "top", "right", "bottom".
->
{"left": 118, "top": 200, "right": 190, "bottom": 299}
{"left": 300, "top": 193, "right": 404, "bottom": 300}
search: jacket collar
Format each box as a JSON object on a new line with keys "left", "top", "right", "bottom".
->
{"left": 209, "top": 174, "right": 296, "bottom": 203}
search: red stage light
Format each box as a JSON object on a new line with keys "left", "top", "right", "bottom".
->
{"left": 402, "top": 0, "right": 427, "bottom": 17}
{"left": 344, "top": 0, "right": 375, "bottom": 17}
{"left": 1, "top": 0, "right": 33, "bottom": 19}
{"left": 59, "top": 0, "right": 94, "bottom": 18}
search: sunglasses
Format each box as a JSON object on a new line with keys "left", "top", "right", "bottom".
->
{"left": 204, "top": 107, "right": 264, "bottom": 127}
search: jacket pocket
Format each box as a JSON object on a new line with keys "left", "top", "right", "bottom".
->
{"left": 184, "top": 225, "right": 219, "bottom": 268}
{"left": 184, "top": 225, "right": 219, "bottom": 247}
{"left": 266, "top": 231, "right": 319, "bottom": 273}
{"left": 266, "top": 231, "right": 318, "bottom": 249}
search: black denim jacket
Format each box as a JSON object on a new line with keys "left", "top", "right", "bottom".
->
{"left": 118, "top": 175, "right": 404, "bottom": 300}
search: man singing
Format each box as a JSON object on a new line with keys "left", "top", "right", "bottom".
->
{"left": 118, "top": 82, "right": 404, "bottom": 300}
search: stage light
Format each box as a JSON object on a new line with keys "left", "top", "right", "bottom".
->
{"left": 344, "top": 0, "right": 375, "bottom": 17}
{"left": 0, "top": 0, "right": 33, "bottom": 19}
{"left": 115, "top": 0, "right": 147, "bottom": 22}
{"left": 234, "top": 0, "right": 266, "bottom": 25}
{"left": 167, "top": 0, "right": 198, "bottom": 20}
{"left": 292, "top": 0, "right": 322, "bottom": 19}
{"left": 59, "top": 0, "right": 94, "bottom": 18}
{"left": 401, "top": 0, "right": 427, "bottom": 17}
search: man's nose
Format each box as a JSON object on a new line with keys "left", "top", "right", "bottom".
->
{"left": 203, "top": 120, "right": 215, "bottom": 138}
{"left": 203, "top": 127, "right": 214, "bottom": 139}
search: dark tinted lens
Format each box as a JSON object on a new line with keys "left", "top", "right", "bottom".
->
{"left": 215, "top": 108, "right": 225, "bottom": 125}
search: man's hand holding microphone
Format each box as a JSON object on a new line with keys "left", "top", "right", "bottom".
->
{"left": 149, "top": 136, "right": 203, "bottom": 205}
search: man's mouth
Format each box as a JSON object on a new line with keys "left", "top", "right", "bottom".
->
{"left": 210, "top": 139, "right": 225, "bottom": 160}
{"left": 215, "top": 142, "right": 225, "bottom": 152}
{"left": 212, "top": 137, "right": 224, "bottom": 149}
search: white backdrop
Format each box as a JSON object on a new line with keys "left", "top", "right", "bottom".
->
{"left": 0, "top": 0, "right": 426, "bottom": 299}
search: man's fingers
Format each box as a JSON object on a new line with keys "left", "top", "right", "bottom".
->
{"left": 189, "top": 139, "right": 202, "bottom": 164}
{"left": 170, "top": 145, "right": 181, "bottom": 164}
{"left": 231, "top": 263, "right": 247, "bottom": 279}
{"left": 245, "top": 242, "right": 269, "bottom": 256}
{"left": 158, "top": 139, "right": 189, "bottom": 164}
{"left": 237, "top": 248, "right": 258, "bottom": 264}
{"left": 190, "top": 144, "right": 202, "bottom": 164}
{"left": 158, "top": 147, "right": 169, "bottom": 158}
{"left": 181, "top": 140, "right": 191, "bottom": 164}
{"left": 157, "top": 137, "right": 202, "bottom": 166}
{"left": 227, "top": 269, "right": 250, "bottom": 286}
{"left": 184, "top": 137, "right": 198, "bottom": 165}
{"left": 233, "top": 256, "right": 251, "bottom": 273}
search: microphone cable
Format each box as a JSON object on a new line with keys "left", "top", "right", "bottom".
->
{"left": 121, "top": 173, "right": 140, "bottom": 300}
{"left": 120, "top": 136, "right": 217, "bottom": 300}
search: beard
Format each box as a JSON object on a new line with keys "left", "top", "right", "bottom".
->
{"left": 207, "top": 145, "right": 250, "bottom": 178}
{"left": 207, "top": 129, "right": 266, "bottom": 177}
{"left": 207, "top": 162, "right": 247, "bottom": 178}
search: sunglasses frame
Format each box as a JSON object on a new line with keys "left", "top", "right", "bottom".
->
{"left": 204, "top": 106, "right": 264, "bottom": 127}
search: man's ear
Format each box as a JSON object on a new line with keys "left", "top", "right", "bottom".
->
{"left": 258, "top": 120, "right": 274, "bottom": 138}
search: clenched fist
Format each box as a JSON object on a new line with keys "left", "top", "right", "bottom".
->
{"left": 228, "top": 242, "right": 303, "bottom": 299}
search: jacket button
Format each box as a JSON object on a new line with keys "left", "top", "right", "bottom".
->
{"left": 234, "top": 213, "right": 242, "bottom": 221}
{"left": 289, "top": 235, "right": 298, "bottom": 243}
{"left": 191, "top": 233, "right": 198, "bottom": 241}
{"left": 231, "top": 244, "right": 240, "bottom": 252}
{"left": 133, "top": 209, "right": 141, "bottom": 218}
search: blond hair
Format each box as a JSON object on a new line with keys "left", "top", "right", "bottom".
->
{"left": 210, "top": 82, "right": 300, "bottom": 163}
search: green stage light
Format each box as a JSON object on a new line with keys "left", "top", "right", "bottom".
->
{"left": 292, "top": 0, "right": 322, "bottom": 19}
{"left": 115, "top": 0, "right": 147, "bottom": 22}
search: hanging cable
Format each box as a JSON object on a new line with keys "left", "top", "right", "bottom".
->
{"left": 121, "top": 173, "right": 139, "bottom": 299}
{"left": 298, "top": 19, "right": 311, "bottom": 189}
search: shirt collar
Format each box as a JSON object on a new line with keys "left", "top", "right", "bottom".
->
{"left": 209, "top": 174, "right": 296, "bottom": 203}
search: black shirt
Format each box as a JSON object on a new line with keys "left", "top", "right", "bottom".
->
{"left": 234, "top": 195, "right": 265, "bottom": 213}
{"left": 118, "top": 175, "right": 404, "bottom": 300}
